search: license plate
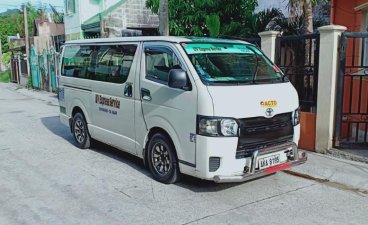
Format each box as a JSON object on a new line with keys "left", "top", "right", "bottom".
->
{"left": 258, "top": 154, "right": 281, "bottom": 170}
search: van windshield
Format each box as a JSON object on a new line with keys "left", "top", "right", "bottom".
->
{"left": 182, "top": 42, "right": 285, "bottom": 85}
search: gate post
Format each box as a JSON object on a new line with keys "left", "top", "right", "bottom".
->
{"left": 258, "top": 31, "right": 280, "bottom": 62}
{"left": 315, "top": 25, "right": 347, "bottom": 153}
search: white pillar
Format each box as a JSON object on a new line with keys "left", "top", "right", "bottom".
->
{"left": 258, "top": 31, "right": 280, "bottom": 62}
{"left": 315, "top": 25, "right": 347, "bottom": 153}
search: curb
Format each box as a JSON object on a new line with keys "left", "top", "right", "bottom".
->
{"left": 326, "top": 148, "right": 368, "bottom": 164}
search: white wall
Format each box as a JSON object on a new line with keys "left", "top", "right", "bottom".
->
{"left": 64, "top": 0, "right": 81, "bottom": 37}
{"left": 64, "top": 0, "right": 104, "bottom": 38}
{"left": 80, "top": 0, "right": 104, "bottom": 23}
{"left": 104, "top": 0, "right": 120, "bottom": 9}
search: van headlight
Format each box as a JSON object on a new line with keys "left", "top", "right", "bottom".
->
{"left": 198, "top": 116, "right": 238, "bottom": 137}
{"left": 293, "top": 107, "right": 300, "bottom": 126}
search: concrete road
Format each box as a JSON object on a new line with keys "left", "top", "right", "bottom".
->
{"left": 0, "top": 83, "right": 367, "bottom": 225}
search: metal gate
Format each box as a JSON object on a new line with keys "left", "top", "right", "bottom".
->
{"left": 335, "top": 32, "right": 368, "bottom": 148}
{"left": 275, "top": 33, "right": 320, "bottom": 112}
{"left": 30, "top": 47, "right": 59, "bottom": 92}
{"left": 10, "top": 56, "right": 20, "bottom": 83}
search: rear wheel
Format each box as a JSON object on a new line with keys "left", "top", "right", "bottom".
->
{"left": 147, "top": 133, "right": 180, "bottom": 184}
{"left": 72, "top": 112, "right": 91, "bottom": 149}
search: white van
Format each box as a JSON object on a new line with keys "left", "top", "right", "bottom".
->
{"left": 59, "top": 36, "right": 307, "bottom": 184}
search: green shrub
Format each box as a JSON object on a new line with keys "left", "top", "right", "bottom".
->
{"left": 0, "top": 70, "right": 10, "bottom": 83}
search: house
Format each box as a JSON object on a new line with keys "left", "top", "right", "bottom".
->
{"left": 64, "top": 0, "right": 159, "bottom": 40}
{"left": 330, "top": 1, "right": 368, "bottom": 73}
{"left": 33, "top": 19, "right": 65, "bottom": 53}
{"left": 331, "top": 0, "right": 368, "bottom": 32}
{"left": 330, "top": 0, "right": 368, "bottom": 147}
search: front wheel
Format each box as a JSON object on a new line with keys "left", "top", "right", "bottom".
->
{"left": 72, "top": 112, "right": 91, "bottom": 149}
{"left": 147, "top": 133, "right": 180, "bottom": 184}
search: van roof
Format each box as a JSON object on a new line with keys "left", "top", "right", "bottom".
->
{"left": 65, "top": 36, "right": 250, "bottom": 45}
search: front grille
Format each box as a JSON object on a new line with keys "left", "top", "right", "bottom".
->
{"left": 209, "top": 157, "right": 220, "bottom": 172}
{"left": 236, "top": 112, "right": 294, "bottom": 159}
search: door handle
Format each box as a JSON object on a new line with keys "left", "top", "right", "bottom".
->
{"left": 124, "top": 83, "right": 133, "bottom": 97}
{"left": 141, "top": 88, "right": 151, "bottom": 101}
{"left": 143, "top": 95, "right": 151, "bottom": 101}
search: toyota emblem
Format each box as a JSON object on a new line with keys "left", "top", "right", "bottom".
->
{"left": 265, "top": 108, "right": 274, "bottom": 117}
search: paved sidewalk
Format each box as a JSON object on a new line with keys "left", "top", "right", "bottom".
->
{"left": 328, "top": 148, "right": 368, "bottom": 164}
{"left": 5, "top": 83, "right": 59, "bottom": 106}
{"left": 289, "top": 152, "right": 368, "bottom": 193}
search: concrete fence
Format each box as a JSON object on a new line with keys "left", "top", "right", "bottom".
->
{"left": 259, "top": 25, "right": 347, "bottom": 153}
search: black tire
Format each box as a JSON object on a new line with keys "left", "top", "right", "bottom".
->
{"left": 72, "top": 112, "right": 91, "bottom": 149}
{"left": 147, "top": 133, "right": 180, "bottom": 184}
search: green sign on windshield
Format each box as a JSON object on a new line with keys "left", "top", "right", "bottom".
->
{"left": 183, "top": 43, "right": 261, "bottom": 55}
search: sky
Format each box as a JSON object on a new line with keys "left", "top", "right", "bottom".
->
{"left": 0, "top": 0, "right": 64, "bottom": 13}
{"left": 256, "top": 0, "right": 288, "bottom": 15}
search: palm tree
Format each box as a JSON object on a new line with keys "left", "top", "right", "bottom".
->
{"left": 287, "top": 0, "right": 321, "bottom": 34}
{"left": 159, "top": 0, "right": 169, "bottom": 35}
{"left": 246, "top": 8, "right": 285, "bottom": 37}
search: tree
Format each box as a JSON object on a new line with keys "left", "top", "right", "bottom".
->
{"left": 0, "top": 3, "right": 48, "bottom": 53}
{"left": 146, "top": 0, "right": 257, "bottom": 36}
{"left": 266, "top": 12, "right": 328, "bottom": 35}
{"left": 159, "top": 0, "right": 169, "bottom": 35}
{"left": 205, "top": 14, "right": 220, "bottom": 37}
{"left": 243, "top": 8, "right": 284, "bottom": 38}
{"left": 287, "top": 0, "right": 326, "bottom": 34}
{"left": 13, "top": 3, "right": 48, "bottom": 37}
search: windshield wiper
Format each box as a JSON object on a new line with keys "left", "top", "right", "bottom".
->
{"left": 247, "top": 47, "right": 259, "bottom": 84}
{"left": 211, "top": 80, "right": 252, "bottom": 85}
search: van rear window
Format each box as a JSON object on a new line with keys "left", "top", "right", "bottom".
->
{"left": 62, "top": 44, "right": 137, "bottom": 84}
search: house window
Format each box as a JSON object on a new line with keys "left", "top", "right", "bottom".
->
{"left": 66, "top": 0, "right": 76, "bottom": 15}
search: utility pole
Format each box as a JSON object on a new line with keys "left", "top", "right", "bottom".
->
{"left": 0, "top": 35, "right": 3, "bottom": 72}
{"left": 159, "top": 0, "right": 169, "bottom": 36}
{"left": 24, "top": 5, "right": 30, "bottom": 78}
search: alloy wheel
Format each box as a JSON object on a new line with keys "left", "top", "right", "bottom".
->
{"left": 151, "top": 143, "right": 171, "bottom": 175}
{"left": 74, "top": 119, "right": 86, "bottom": 144}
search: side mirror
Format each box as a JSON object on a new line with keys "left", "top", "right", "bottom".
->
{"left": 168, "top": 69, "right": 188, "bottom": 90}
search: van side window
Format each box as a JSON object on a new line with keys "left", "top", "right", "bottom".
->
{"left": 62, "top": 45, "right": 92, "bottom": 78}
{"left": 62, "top": 44, "right": 137, "bottom": 84}
{"left": 145, "top": 47, "right": 181, "bottom": 83}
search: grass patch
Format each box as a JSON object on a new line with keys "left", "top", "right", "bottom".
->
{"left": 0, "top": 70, "right": 11, "bottom": 83}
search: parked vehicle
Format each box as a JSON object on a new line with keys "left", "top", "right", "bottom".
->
{"left": 58, "top": 36, "right": 307, "bottom": 184}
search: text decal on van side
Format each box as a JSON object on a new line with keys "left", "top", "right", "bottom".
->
{"left": 95, "top": 95, "right": 121, "bottom": 109}
{"left": 260, "top": 100, "right": 277, "bottom": 108}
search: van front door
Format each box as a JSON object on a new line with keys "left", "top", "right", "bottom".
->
{"left": 139, "top": 43, "right": 198, "bottom": 166}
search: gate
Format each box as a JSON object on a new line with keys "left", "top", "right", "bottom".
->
{"left": 30, "top": 47, "right": 41, "bottom": 88}
{"left": 10, "top": 56, "right": 20, "bottom": 83}
{"left": 275, "top": 33, "right": 320, "bottom": 112}
{"left": 335, "top": 32, "right": 368, "bottom": 148}
{"left": 30, "top": 47, "right": 59, "bottom": 92}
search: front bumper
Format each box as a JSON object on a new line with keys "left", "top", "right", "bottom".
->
{"left": 213, "top": 148, "right": 307, "bottom": 183}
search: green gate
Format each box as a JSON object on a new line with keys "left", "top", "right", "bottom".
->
{"left": 30, "top": 47, "right": 41, "bottom": 89}
{"left": 49, "top": 48, "right": 58, "bottom": 92}
{"left": 30, "top": 46, "right": 59, "bottom": 92}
